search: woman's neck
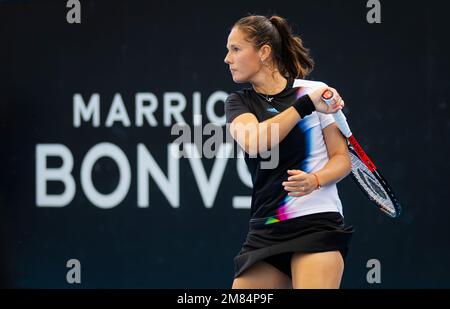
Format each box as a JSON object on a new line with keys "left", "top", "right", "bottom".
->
{"left": 251, "top": 71, "right": 288, "bottom": 95}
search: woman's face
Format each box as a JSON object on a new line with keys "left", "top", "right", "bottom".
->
{"left": 224, "top": 27, "right": 262, "bottom": 83}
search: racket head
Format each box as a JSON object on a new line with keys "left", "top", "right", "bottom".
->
{"left": 348, "top": 146, "right": 402, "bottom": 218}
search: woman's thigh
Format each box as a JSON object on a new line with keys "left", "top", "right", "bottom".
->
{"left": 232, "top": 261, "right": 292, "bottom": 289}
{"left": 291, "top": 251, "right": 344, "bottom": 289}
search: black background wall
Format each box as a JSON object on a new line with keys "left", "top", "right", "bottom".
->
{"left": 1, "top": 0, "right": 449, "bottom": 288}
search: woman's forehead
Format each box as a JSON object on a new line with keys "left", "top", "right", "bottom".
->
{"left": 227, "top": 28, "right": 249, "bottom": 45}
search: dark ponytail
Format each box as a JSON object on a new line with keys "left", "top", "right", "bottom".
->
{"left": 233, "top": 15, "right": 314, "bottom": 79}
{"left": 268, "top": 16, "right": 314, "bottom": 79}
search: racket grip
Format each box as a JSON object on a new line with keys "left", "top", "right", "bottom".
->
{"left": 322, "top": 90, "right": 352, "bottom": 138}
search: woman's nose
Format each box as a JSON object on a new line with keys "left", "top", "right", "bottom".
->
{"left": 224, "top": 52, "right": 231, "bottom": 64}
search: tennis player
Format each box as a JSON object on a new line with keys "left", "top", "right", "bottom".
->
{"left": 224, "top": 15, "right": 354, "bottom": 289}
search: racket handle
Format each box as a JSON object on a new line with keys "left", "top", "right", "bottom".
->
{"left": 322, "top": 90, "right": 352, "bottom": 138}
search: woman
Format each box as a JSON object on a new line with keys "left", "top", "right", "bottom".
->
{"left": 224, "top": 15, "right": 354, "bottom": 289}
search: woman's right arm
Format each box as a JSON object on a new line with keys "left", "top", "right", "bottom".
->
{"left": 229, "top": 87, "right": 343, "bottom": 156}
{"left": 229, "top": 105, "right": 302, "bottom": 156}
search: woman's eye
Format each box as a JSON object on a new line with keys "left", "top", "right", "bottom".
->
{"left": 233, "top": 47, "right": 240, "bottom": 52}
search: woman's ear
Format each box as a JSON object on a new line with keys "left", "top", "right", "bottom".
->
{"left": 258, "top": 44, "right": 272, "bottom": 63}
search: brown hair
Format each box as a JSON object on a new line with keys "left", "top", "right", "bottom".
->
{"left": 233, "top": 15, "right": 314, "bottom": 79}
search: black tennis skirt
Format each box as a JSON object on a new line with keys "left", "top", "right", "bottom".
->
{"left": 233, "top": 211, "right": 354, "bottom": 278}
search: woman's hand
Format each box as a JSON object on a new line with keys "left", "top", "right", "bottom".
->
{"left": 282, "top": 169, "right": 319, "bottom": 197}
{"left": 304, "top": 86, "right": 345, "bottom": 114}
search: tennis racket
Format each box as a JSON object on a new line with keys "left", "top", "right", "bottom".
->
{"left": 320, "top": 89, "right": 401, "bottom": 218}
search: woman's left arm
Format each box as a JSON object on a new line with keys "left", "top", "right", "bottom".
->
{"left": 282, "top": 123, "right": 351, "bottom": 197}
{"left": 314, "top": 123, "right": 352, "bottom": 186}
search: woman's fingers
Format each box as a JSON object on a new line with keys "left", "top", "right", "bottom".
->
{"left": 283, "top": 182, "right": 310, "bottom": 192}
{"left": 281, "top": 180, "right": 304, "bottom": 187}
{"left": 286, "top": 174, "right": 306, "bottom": 181}
{"left": 329, "top": 88, "right": 341, "bottom": 102}
{"left": 288, "top": 192, "right": 304, "bottom": 197}
{"left": 284, "top": 185, "right": 302, "bottom": 192}
{"left": 320, "top": 88, "right": 345, "bottom": 113}
{"left": 288, "top": 189, "right": 312, "bottom": 197}
{"left": 329, "top": 97, "right": 344, "bottom": 112}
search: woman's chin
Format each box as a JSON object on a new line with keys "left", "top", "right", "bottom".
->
{"left": 232, "top": 75, "right": 247, "bottom": 83}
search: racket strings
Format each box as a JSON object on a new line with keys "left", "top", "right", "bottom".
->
{"left": 348, "top": 149, "right": 397, "bottom": 217}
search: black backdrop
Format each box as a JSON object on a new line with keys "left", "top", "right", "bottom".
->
{"left": 1, "top": 0, "right": 449, "bottom": 288}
